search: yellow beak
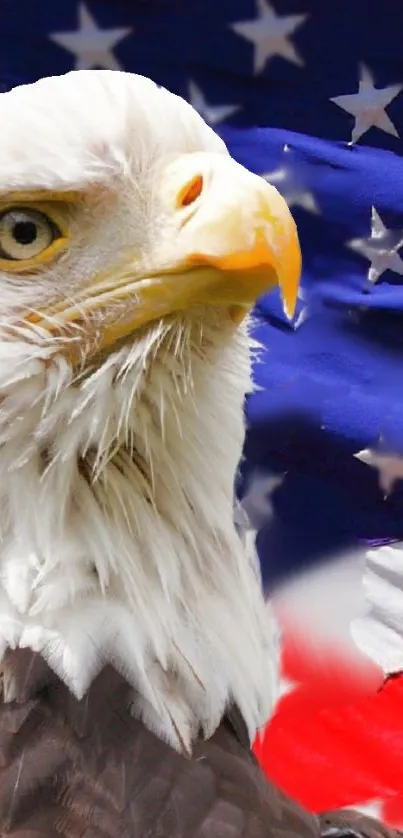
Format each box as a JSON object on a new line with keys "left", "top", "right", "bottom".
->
{"left": 183, "top": 183, "right": 301, "bottom": 322}
{"left": 154, "top": 151, "right": 301, "bottom": 324}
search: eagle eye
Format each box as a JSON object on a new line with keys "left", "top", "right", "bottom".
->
{"left": 0, "top": 207, "right": 64, "bottom": 266}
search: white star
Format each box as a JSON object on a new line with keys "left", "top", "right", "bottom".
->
{"left": 355, "top": 448, "right": 403, "bottom": 495}
{"left": 188, "top": 81, "right": 241, "bottom": 125}
{"left": 331, "top": 64, "right": 402, "bottom": 144}
{"left": 230, "top": 0, "right": 308, "bottom": 74}
{"left": 234, "top": 470, "right": 284, "bottom": 537}
{"left": 264, "top": 168, "right": 318, "bottom": 213}
{"left": 348, "top": 206, "right": 403, "bottom": 284}
{"left": 241, "top": 471, "right": 284, "bottom": 529}
{"left": 49, "top": 2, "right": 132, "bottom": 71}
{"left": 263, "top": 145, "right": 319, "bottom": 214}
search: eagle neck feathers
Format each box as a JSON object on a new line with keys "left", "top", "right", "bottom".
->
{"left": 0, "top": 312, "right": 277, "bottom": 752}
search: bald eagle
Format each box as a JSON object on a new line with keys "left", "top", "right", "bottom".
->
{"left": 0, "top": 70, "right": 394, "bottom": 837}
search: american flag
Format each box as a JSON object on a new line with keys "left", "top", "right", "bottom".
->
{"left": 3, "top": 0, "right": 403, "bottom": 825}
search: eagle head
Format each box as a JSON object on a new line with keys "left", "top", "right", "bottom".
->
{"left": 0, "top": 70, "right": 300, "bottom": 752}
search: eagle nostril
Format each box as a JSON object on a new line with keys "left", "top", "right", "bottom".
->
{"left": 177, "top": 174, "right": 204, "bottom": 209}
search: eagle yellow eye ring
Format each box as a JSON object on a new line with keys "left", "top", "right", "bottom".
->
{"left": 0, "top": 203, "right": 70, "bottom": 272}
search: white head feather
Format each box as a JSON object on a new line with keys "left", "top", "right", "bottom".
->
{"left": 0, "top": 70, "right": 299, "bottom": 752}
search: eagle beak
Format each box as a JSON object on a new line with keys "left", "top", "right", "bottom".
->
{"left": 157, "top": 151, "right": 301, "bottom": 323}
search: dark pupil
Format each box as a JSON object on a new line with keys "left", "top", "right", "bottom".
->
{"left": 13, "top": 220, "right": 38, "bottom": 246}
